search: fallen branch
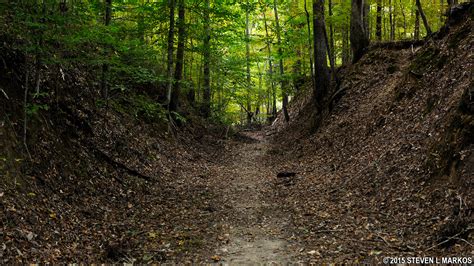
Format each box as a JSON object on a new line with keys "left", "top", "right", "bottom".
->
{"left": 0, "top": 88, "right": 9, "bottom": 99}
{"left": 425, "top": 228, "right": 472, "bottom": 251}
{"left": 313, "top": 229, "right": 344, "bottom": 234}
{"left": 92, "top": 147, "right": 154, "bottom": 181}
{"left": 452, "top": 237, "right": 474, "bottom": 247}
{"left": 376, "top": 234, "right": 394, "bottom": 248}
{"left": 369, "top": 40, "right": 425, "bottom": 50}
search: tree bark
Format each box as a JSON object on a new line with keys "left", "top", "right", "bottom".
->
{"left": 389, "top": 0, "right": 394, "bottom": 41}
{"left": 263, "top": 9, "right": 277, "bottom": 120}
{"left": 342, "top": 21, "right": 350, "bottom": 64}
{"left": 166, "top": 0, "right": 176, "bottom": 109}
{"left": 328, "top": 0, "right": 335, "bottom": 66}
{"left": 105, "top": 0, "right": 112, "bottom": 26}
{"left": 414, "top": 8, "right": 420, "bottom": 40}
{"left": 34, "top": 0, "right": 46, "bottom": 95}
{"left": 245, "top": 0, "right": 252, "bottom": 125}
{"left": 273, "top": 0, "right": 289, "bottom": 122}
{"left": 170, "top": 0, "right": 185, "bottom": 112}
{"left": 376, "top": 0, "right": 382, "bottom": 41}
{"left": 202, "top": 0, "right": 211, "bottom": 117}
{"left": 399, "top": 0, "right": 407, "bottom": 38}
{"left": 101, "top": 0, "right": 112, "bottom": 101}
{"left": 415, "top": 0, "right": 432, "bottom": 36}
{"left": 304, "top": 0, "right": 314, "bottom": 80}
{"left": 350, "top": 0, "right": 370, "bottom": 63}
{"left": 363, "top": 1, "right": 369, "bottom": 40}
{"left": 313, "top": 0, "right": 331, "bottom": 111}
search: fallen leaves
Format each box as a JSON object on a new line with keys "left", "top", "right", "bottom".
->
{"left": 267, "top": 15, "right": 474, "bottom": 263}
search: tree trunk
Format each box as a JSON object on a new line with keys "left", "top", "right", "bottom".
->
{"left": 376, "top": 0, "right": 382, "bottom": 40}
{"left": 59, "top": 0, "right": 67, "bottom": 14}
{"left": 414, "top": 8, "right": 420, "bottom": 40}
{"left": 202, "top": 0, "right": 211, "bottom": 117}
{"left": 245, "top": 0, "right": 252, "bottom": 125}
{"left": 313, "top": 0, "right": 331, "bottom": 111}
{"left": 389, "top": 0, "right": 394, "bottom": 41}
{"left": 263, "top": 10, "right": 277, "bottom": 120}
{"left": 350, "top": 0, "right": 370, "bottom": 63}
{"left": 304, "top": 0, "right": 314, "bottom": 80}
{"left": 448, "top": 0, "right": 458, "bottom": 7}
{"left": 399, "top": 0, "right": 407, "bottom": 38}
{"left": 293, "top": 56, "right": 302, "bottom": 91}
{"left": 415, "top": 0, "right": 432, "bottom": 36}
{"left": 363, "top": 1, "right": 370, "bottom": 40}
{"left": 170, "top": 0, "right": 185, "bottom": 112}
{"left": 105, "top": 0, "right": 112, "bottom": 26}
{"left": 101, "top": 0, "right": 112, "bottom": 100}
{"left": 34, "top": 0, "right": 46, "bottom": 95}
{"left": 273, "top": 0, "right": 289, "bottom": 122}
{"left": 342, "top": 22, "right": 350, "bottom": 64}
{"left": 166, "top": 0, "right": 176, "bottom": 109}
{"left": 328, "top": 0, "right": 335, "bottom": 66}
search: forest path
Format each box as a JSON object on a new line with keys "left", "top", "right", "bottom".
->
{"left": 214, "top": 130, "right": 299, "bottom": 263}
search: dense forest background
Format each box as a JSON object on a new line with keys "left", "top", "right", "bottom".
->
{"left": 1, "top": 0, "right": 467, "bottom": 125}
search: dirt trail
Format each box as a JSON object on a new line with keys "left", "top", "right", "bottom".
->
{"left": 215, "top": 130, "right": 298, "bottom": 264}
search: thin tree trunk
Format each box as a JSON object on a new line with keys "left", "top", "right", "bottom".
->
{"left": 166, "top": 0, "right": 176, "bottom": 108}
{"left": 364, "top": 1, "right": 370, "bottom": 40}
{"left": 245, "top": 0, "right": 252, "bottom": 125}
{"left": 328, "top": 0, "right": 335, "bottom": 66}
{"left": 34, "top": 0, "right": 46, "bottom": 95}
{"left": 23, "top": 70, "right": 32, "bottom": 160}
{"left": 202, "top": 0, "right": 211, "bottom": 117}
{"left": 414, "top": 9, "right": 420, "bottom": 39}
{"left": 256, "top": 60, "right": 263, "bottom": 122}
{"left": 440, "top": 0, "right": 444, "bottom": 24}
{"left": 376, "top": 0, "right": 382, "bottom": 41}
{"left": 188, "top": 37, "right": 196, "bottom": 104}
{"left": 197, "top": 55, "right": 203, "bottom": 101}
{"left": 101, "top": 0, "right": 112, "bottom": 107}
{"left": 273, "top": 0, "right": 289, "bottom": 122}
{"left": 263, "top": 10, "right": 277, "bottom": 120}
{"left": 389, "top": 0, "right": 394, "bottom": 41}
{"left": 342, "top": 22, "right": 350, "bottom": 64}
{"left": 415, "top": 0, "right": 432, "bottom": 36}
{"left": 170, "top": 0, "right": 184, "bottom": 112}
{"left": 399, "top": 0, "right": 407, "bottom": 38}
{"left": 304, "top": 0, "right": 314, "bottom": 80}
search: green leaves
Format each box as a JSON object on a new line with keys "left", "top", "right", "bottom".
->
{"left": 26, "top": 103, "right": 49, "bottom": 117}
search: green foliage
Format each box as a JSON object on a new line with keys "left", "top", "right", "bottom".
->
{"left": 1, "top": 0, "right": 465, "bottom": 126}
{"left": 170, "top": 111, "right": 187, "bottom": 124}
{"left": 117, "top": 94, "right": 168, "bottom": 123}
{"left": 130, "top": 95, "right": 167, "bottom": 122}
{"left": 26, "top": 103, "right": 49, "bottom": 117}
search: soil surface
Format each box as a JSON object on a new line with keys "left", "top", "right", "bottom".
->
{"left": 213, "top": 130, "right": 299, "bottom": 263}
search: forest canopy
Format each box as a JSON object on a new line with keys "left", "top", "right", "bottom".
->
{"left": 0, "top": 0, "right": 465, "bottom": 124}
